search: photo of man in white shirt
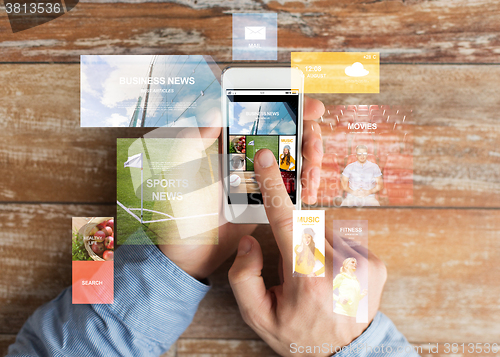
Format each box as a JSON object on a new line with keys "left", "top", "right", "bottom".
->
{"left": 341, "top": 145, "right": 383, "bottom": 207}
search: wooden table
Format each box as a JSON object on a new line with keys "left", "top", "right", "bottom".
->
{"left": 1, "top": 1, "right": 499, "bottom": 356}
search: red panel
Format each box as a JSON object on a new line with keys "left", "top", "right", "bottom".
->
{"left": 72, "top": 261, "right": 114, "bottom": 304}
{"left": 351, "top": 134, "right": 376, "bottom": 155}
{"left": 345, "top": 153, "right": 378, "bottom": 166}
{"left": 383, "top": 154, "right": 413, "bottom": 205}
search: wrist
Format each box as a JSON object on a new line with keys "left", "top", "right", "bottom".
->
{"left": 157, "top": 244, "right": 212, "bottom": 281}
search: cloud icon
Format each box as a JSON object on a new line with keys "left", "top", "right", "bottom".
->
{"left": 345, "top": 62, "right": 369, "bottom": 77}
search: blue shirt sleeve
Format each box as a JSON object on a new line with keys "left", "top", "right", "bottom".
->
{"left": 7, "top": 229, "right": 210, "bottom": 357}
{"left": 335, "top": 311, "right": 420, "bottom": 357}
{"left": 8, "top": 230, "right": 416, "bottom": 357}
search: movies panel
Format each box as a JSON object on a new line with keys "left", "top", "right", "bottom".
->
{"left": 318, "top": 105, "right": 414, "bottom": 207}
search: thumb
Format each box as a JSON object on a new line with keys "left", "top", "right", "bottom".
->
{"left": 228, "top": 235, "right": 273, "bottom": 330}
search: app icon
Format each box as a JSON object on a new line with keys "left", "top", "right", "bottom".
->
{"left": 233, "top": 13, "right": 277, "bottom": 61}
{"left": 245, "top": 26, "right": 266, "bottom": 40}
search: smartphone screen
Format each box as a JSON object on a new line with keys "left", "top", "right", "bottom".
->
{"left": 226, "top": 89, "right": 299, "bottom": 205}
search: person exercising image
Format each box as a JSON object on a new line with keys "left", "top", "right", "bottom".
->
{"left": 333, "top": 257, "right": 368, "bottom": 318}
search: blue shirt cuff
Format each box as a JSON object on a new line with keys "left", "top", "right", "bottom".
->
{"left": 335, "top": 312, "right": 419, "bottom": 357}
{"left": 104, "top": 228, "right": 211, "bottom": 344}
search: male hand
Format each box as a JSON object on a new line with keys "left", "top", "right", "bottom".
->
{"left": 228, "top": 148, "right": 387, "bottom": 356}
{"left": 352, "top": 190, "right": 363, "bottom": 197}
{"left": 351, "top": 189, "right": 371, "bottom": 198}
{"left": 159, "top": 97, "right": 325, "bottom": 280}
{"left": 359, "top": 189, "right": 372, "bottom": 197}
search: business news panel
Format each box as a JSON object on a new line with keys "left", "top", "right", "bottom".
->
{"left": 80, "top": 55, "right": 221, "bottom": 128}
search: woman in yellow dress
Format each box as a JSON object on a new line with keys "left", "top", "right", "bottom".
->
{"left": 293, "top": 228, "right": 325, "bottom": 277}
{"left": 333, "top": 258, "right": 367, "bottom": 317}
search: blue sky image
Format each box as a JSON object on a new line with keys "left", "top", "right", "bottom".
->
{"left": 80, "top": 55, "right": 221, "bottom": 127}
{"left": 229, "top": 101, "right": 297, "bottom": 135}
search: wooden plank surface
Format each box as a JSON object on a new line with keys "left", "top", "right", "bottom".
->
{"left": 0, "top": 335, "right": 17, "bottom": 356}
{"left": 1, "top": 1, "right": 500, "bottom": 352}
{"left": 181, "top": 209, "right": 500, "bottom": 343}
{"left": 2, "top": 205, "right": 498, "bottom": 342}
{"left": 0, "top": 204, "right": 115, "bottom": 333}
{"left": 176, "top": 338, "right": 278, "bottom": 357}
{"left": 175, "top": 339, "right": 500, "bottom": 357}
{"left": 0, "top": 1, "right": 500, "bottom": 62}
{"left": 5, "top": 335, "right": 500, "bottom": 357}
{"left": 0, "top": 335, "right": 177, "bottom": 356}
{"left": 1, "top": 64, "right": 499, "bottom": 206}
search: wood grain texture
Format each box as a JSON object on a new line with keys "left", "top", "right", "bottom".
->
{"left": 0, "top": 335, "right": 17, "bottom": 356}
{"left": 0, "top": 335, "right": 178, "bottom": 356}
{"left": 174, "top": 339, "right": 500, "bottom": 357}
{"left": 160, "top": 342, "right": 177, "bottom": 357}
{"left": 180, "top": 209, "right": 500, "bottom": 343}
{"left": 1, "top": 64, "right": 499, "bottom": 206}
{"left": 1, "top": 205, "right": 499, "bottom": 343}
{"left": 1, "top": 0, "right": 499, "bottom": 353}
{"left": 328, "top": 209, "right": 500, "bottom": 342}
{"left": 0, "top": 1, "right": 500, "bottom": 62}
{"left": 177, "top": 338, "right": 278, "bottom": 356}
{"left": 0, "top": 204, "right": 115, "bottom": 333}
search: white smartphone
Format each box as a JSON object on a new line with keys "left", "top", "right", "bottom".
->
{"left": 222, "top": 67, "right": 304, "bottom": 224}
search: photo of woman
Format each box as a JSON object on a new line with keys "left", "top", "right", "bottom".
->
{"left": 333, "top": 257, "right": 368, "bottom": 318}
{"left": 293, "top": 228, "right": 325, "bottom": 277}
{"left": 279, "top": 145, "right": 295, "bottom": 171}
{"left": 279, "top": 144, "right": 296, "bottom": 194}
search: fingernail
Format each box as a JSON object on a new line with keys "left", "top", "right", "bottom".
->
{"left": 258, "top": 149, "right": 275, "bottom": 168}
{"left": 237, "top": 236, "right": 253, "bottom": 256}
{"left": 314, "top": 140, "right": 323, "bottom": 155}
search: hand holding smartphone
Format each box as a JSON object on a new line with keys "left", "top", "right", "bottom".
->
{"left": 222, "top": 67, "right": 304, "bottom": 224}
